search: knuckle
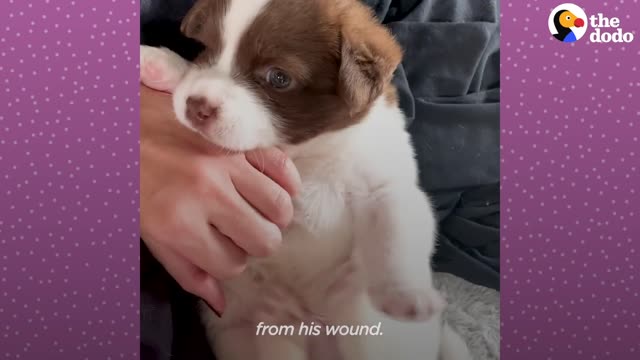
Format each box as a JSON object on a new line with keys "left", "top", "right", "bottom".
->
{"left": 213, "top": 188, "right": 234, "bottom": 209}
{"left": 269, "top": 150, "right": 289, "bottom": 172}
{"left": 152, "top": 207, "right": 200, "bottom": 252}
{"left": 191, "top": 173, "right": 236, "bottom": 210}
{"left": 188, "top": 161, "right": 222, "bottom": 195}
{"left": 192, "top": 170, "right": 216, "bottom": 195}
{"left": 253, "top": 226, "right": 282, "bottom": 257}
{"left": 155, "top": 208, "right": 186, "bottom": 240}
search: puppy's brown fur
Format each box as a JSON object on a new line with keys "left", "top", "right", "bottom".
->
{"left": 180, "top": 0, "right": 402, "bottom": 144}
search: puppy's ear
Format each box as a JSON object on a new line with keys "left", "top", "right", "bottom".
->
{"left": 337, "top": 3, "right": 402, "bottom": 115}
{"left": 181, "top": 0, "right": 209, "bottom": 40}
{"left": 180, "top": 0, "right": 223, "bottom": 47}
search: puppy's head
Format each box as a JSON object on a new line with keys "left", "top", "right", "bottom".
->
{"left": 173, "top": 0, "right": 402, "bottom": 151}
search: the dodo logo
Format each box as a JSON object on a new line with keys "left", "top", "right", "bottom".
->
{"left": 549, "top": 3, "right": 635, "bottom": 44}
{"left": 548, "top": 3, "right": 588, "bottom": 43}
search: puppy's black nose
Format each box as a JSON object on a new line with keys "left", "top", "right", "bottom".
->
{"left": 185, "top": 96, "right": 218, "bottom": 127}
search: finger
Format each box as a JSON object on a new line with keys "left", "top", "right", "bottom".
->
{"left": 180, "top": 224, "right": 249, "bottom": 281}
{"left": 140, "top": 85, "right": 174, "bottom": 115}
{"left": 163, "top": 200, "right": 249, "bottom": 280}
{"left": 209, "top": 184, "right": 283, "bottom": 258}
{"left": 245, "top": 148, "right": 301, "bottom": 197}
{"left": 146, "top": 241, "right": 226, "bottom": 315}
{"left": 231, "top": 164, "right": 294, "bottom": 229}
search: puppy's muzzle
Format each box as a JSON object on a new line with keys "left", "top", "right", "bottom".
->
{"left": 186, "top": 96, "right": 219, "bottom": 128}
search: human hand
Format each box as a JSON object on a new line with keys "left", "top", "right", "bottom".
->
{"left": 140, "top": 85, "right": 301, "bottom": 315}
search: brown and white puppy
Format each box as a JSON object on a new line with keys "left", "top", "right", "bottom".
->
{"left": 140, "top": 0, "right": 471, "bottom": 359}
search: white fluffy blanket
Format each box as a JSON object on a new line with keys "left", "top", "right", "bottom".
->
{"left": 434, "top": 272, "right": 500, "bottom": 360}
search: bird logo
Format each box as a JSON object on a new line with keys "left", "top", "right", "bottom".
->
{"left": 548, "top": 4, "right": 588, "bottom": 43}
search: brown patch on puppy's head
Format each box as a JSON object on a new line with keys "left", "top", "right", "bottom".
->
{"left": 174, "top": 0, "right": 403, "bottom": 150}
{"left": 239, "top": 0, "right": 402, "bottom": 144}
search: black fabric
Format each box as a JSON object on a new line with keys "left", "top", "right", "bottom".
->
{"left": 141, "top": 242, "right": 216, "bottom": 360}
{"left": 140, "top": 0, "right": 500, "bottom": 359}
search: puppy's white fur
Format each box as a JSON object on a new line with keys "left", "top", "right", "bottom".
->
{"left": 173, "top": 68, "right": 281, "bottom": 150}
{"left": 139, "top": 1, "right": 472, "bottom": 357}
{"left": 171, "top": 0, "right": 280, "bottom": 150}
{"left": 216, "top": 0, "right": 271, "bottom": 73}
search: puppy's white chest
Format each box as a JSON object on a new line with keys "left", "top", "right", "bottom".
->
{"left": 289, "top": 151, "right": 363, "bottom": 233}
{"left": 259, "top": 161, "right": 363, "bottom": 293}
{"left": 293, "top": 180, "right": 350, "bottom": 235}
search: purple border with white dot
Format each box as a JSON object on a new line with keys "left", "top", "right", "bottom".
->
{"left": 1, "top": 1, "right": 139, "bottom": 359}
{"left": 1, "top": 0, "right": 639, "bottom": 359}
{"left": 502, "top": 1, "right": 639, "bottom": 359}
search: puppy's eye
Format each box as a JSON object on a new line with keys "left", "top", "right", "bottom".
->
{"left": 266, "top": 68, "right": 291, "bottom": 89}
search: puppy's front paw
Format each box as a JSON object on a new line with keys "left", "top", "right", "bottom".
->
{"left": 369, "top": 285, "right": 445, "bottom": 321}
{"left": 140, "top": 45, "right": 186, "bottom": 92}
